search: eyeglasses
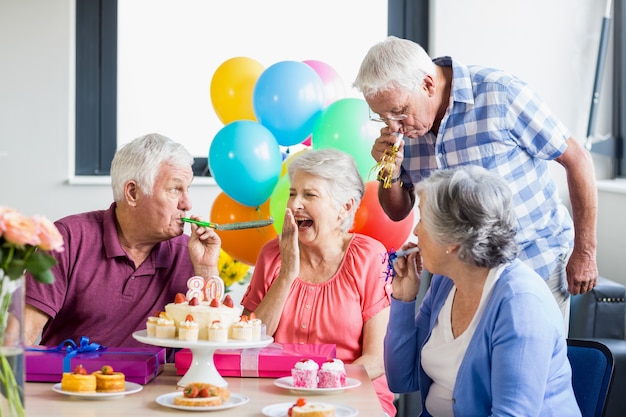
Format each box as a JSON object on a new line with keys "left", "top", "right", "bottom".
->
{"left": 368, "top": 107, "right": 409, "bottom": 124}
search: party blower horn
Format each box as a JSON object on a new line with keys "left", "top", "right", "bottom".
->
{"left": 182, "top": 218, "right": 274, "bottom": 231}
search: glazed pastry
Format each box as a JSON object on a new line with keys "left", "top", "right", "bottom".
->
{"left": 60, "top": 364, "right": 96, "bottom": 393}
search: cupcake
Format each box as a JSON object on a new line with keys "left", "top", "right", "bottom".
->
{"left": 155, "top": 315, "right": 176, "bottom": 339}
{"left": 178, "top": 314, "right": 199, "bottom": 341}
{"left": 146, "top": 311, "right": 162, "bottom": 337}
{"left": 230, "top": 318, "right": 253, "bottom": 341}
{"left": 291, "top": 359, "right": 319, "bottom": 388}
{"left": 208, "top": 320, "right": 228, "bottom": 343}
{"left": 317, "top": 358, "right": 346, "bottom": 388}
{"left": 248, "top": 313, "right": 263, "bottom": 341}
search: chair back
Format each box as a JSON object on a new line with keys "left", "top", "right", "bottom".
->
{"left": 567, "top": 338, "right": 614, "bottom": 417}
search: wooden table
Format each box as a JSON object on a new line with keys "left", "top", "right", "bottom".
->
{"left": 24, "top": 364, "right": 385, "bottom": 416}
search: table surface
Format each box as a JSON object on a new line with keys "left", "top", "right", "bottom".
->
{"left": 25, "top": 363, "right": 385, "bottom": 416}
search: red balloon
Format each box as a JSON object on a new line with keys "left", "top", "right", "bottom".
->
{"left": 351, "top": 181, "right": 415, "bottom": 251}
{"left": 210, "top": 192, "right": 277, "bottom": 266}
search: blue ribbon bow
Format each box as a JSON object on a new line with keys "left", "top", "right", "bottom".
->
{"left": 26, "top": 336, "right": 107, "bottom": 372}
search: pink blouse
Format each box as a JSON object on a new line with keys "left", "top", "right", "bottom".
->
{"left": 242, "top": 233, "right": 391, "bottom": 360}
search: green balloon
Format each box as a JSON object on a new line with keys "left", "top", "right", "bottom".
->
{"left": 269, "top": 174, "right": 290, "bottom": 234}
{"left": 311, "top": 97, "right": 380, "bottom": 182}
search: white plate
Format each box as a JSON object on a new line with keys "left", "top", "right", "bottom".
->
{"left": 52, "top": 381, "right": 143, "bottom": 399}
{"left": 156, "top": 391, "right": 249, "bottom": 411}
{"left": 262, "top": 402, "right": 358, "bottom": 417}
{"left": 273, "top": 377, "right": 361, "bottom": 394}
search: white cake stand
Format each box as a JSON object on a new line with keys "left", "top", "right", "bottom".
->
{"left": 132, "top": 330, "right": 273, "bottom": 388}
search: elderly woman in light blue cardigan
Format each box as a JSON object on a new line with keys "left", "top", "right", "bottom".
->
{"left": 386, "top": 165, "right": 581, "bottom": 417}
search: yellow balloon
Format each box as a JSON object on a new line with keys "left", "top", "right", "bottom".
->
{"left": 210, "top": 57, "right": 265, "bottom": 125}
{"left": 280, "top": 148, "right": 309, "bottom": 177}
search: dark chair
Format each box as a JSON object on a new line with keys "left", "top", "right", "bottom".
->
{"left": 567, "top": 338, "right": 614, "bottom": 417}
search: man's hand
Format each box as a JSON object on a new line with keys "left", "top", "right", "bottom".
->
{"left": 187, "top": 216, "right": 221, "bottom": 278}
{"left": 371, "top": 127, "right": 405, "bottom": 178}
{"left": 566, "top": 248, "right": 598, "bottom": 295}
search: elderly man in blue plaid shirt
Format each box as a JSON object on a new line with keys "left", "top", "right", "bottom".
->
{"left": 354, "top": 36, "right": 597, "bottom": 326}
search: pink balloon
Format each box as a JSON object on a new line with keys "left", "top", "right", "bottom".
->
{"left": 303, "top": 60, "right": 346, "bottom": 107}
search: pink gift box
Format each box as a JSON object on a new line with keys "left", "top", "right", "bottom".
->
{"left": 175, "top": 343, "right": 336, "bottom": 378}
{"left": 25, "top": 346, "right": 166, "bottom": 385}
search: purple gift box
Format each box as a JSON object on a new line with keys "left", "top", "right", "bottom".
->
{"left": 26, "top": 345, "right": 166, "bottom": 385}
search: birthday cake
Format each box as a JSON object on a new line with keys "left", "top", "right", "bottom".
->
{"left": 161, "top": 275, "right": 242, "bottom": 340}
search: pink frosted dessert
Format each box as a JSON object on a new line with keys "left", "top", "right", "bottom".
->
{"left": 317, "top": 358, "right": 347, "bottom": 388}
{"left": 291, "top": 359, "right": 319, "bottom": 388}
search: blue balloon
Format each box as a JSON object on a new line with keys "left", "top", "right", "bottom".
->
{"left": 253, "top": 61, "right": 325, "bottom": 147}
{"left": 209, "top": 121, "right": 282, "bottom": 207}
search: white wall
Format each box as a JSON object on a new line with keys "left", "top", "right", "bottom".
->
{"left": 1, "top": 0, "right": 624, "bottom": 282}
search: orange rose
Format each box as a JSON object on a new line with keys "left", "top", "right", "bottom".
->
{"left": 33, "top": 215, "right": 64, "bottom": 252}
{"left": 1, "top": 210, "right": 39, "bottom": 247}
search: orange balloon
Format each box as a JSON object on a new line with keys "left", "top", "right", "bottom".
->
{"left": 210, "top": 192, "right": 277, "bottom": 265}
{"left": 351, "top": 181, "right": 415, "bottom": 251}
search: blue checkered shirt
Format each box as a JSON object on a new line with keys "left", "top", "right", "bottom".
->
{"left": 400, "top": 56, "right": 574, "bottom": 279}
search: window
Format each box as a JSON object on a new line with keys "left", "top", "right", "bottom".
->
{"left": 75, "top": 0, "right": 429, "bottom": 176}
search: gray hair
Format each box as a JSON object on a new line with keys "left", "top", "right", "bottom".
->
{"left": 353, "top": 36, "right": 437, "bottom": 98}
{"left": 287, "top": 148, "right": 364, "bottom": 233}
{"left": 416, "top": 165, "right": 518, "bottom": 268}
{"left": 110, "top": 133, "right": 194, "bottom": 202}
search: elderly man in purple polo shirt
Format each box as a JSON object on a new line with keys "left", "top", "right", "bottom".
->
{"left": 24, "top": 133, "right": 221, "bottom": 354}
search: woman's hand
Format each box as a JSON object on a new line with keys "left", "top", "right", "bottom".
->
{"left": 391, "top": 243, "right": 422, "bottom": 302}
{"left": 278, "top": 208, "right": 300, "bottom": 282}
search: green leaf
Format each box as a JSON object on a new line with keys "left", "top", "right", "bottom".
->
{"left": 24, "top": 251, "right": 56, "bottom": 274}
{"left": 31, "top": 269, "right": 55, "bottom": 284}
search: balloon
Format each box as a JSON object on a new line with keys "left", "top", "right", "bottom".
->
{"left": 269, "top": 174, "right": 290, "bottom": 233}
{"left": 311, "top": 98, "right": 380, "bottom": 182}
{"left": 210, "top": 57, "right": 265, "bottom": 125}
{"left": 253, "top": 61, "right": 325, "bottom": 146}
{"left": 209, "top": 121, "right": 282, "bottom": 207}
{"left": 351, "top": 181, "right": 415, "bottom": 251}
{"left": 303, "top": 59, "right": 346, "bottom": 106}
{"left": 210, "top": 192, "right": 277, "bottom": 266}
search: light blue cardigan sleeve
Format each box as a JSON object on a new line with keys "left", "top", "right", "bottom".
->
{"left": 384, "top": 296, "right": 422, "bottom": 393}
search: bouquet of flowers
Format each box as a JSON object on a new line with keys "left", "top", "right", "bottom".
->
{"left": 217, "top": 249, "right": 251, "bottom": 291}
{"left": 0, "top": 207, "right": 64, "bottom": 417}
{"left": 0, "top": 207, "right": 64, "bottom": 283}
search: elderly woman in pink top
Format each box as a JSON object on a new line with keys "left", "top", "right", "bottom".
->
{"left": 242, "top": 148, "right": 394, "bottom": 416}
